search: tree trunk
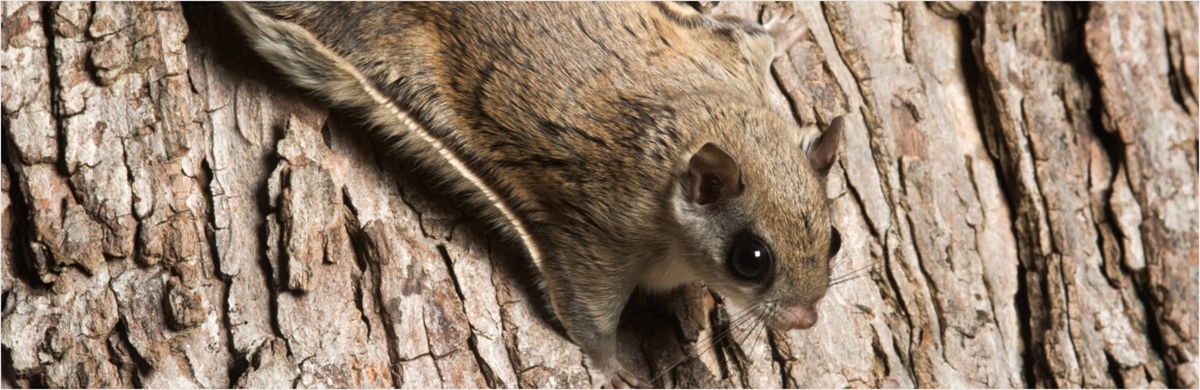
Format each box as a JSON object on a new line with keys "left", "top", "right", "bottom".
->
{"left": 3, "top": 2, "right": 1195, "bottom": 388}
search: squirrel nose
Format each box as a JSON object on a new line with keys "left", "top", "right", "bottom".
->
{"left": 784, "top": 304, "right": 819, "bottom": 330}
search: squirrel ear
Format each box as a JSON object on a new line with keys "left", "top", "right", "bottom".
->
{"left": 805, "top": 116, "right": 843, "bottom": 177}
{"left": 687, "top": 143, "right": 742, "bottom": 206}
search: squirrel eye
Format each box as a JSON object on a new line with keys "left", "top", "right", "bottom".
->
{"left": 829, "top": 227, "right": 841, "bottom": 258}
{"left": 727, "top": 234, "right": 771, "bottom": 280}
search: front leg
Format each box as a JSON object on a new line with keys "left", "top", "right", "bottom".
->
{"left": 578, "top": 331, "right": 651, "bottom": 389}
{"left": 539, "top": 249, "right": 647, "bottom": 387}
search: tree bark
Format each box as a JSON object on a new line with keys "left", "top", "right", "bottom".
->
{"left": 2, "top": 2, "right": 1195, "bottom": 388}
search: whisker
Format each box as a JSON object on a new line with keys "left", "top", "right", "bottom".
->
{"left": 830, "top": 262, "right": 876, "bottom": 286}
{"left": 729, "top": 302, "right": 777, "bottom": 385}
{"left": 740, "top": 303, "right": 771, "bottom": 353}
{"left": 831, "top": 256, "right": 849, "bottom": 272}
{"left": 714, "top": 302, "right": 771, "bottom": 383}
{"left": 832, "top": 267, "right": 870, "bottom": 283}
{"left": 648, "top": 301, "right": 766, "bottom": 385}
{"left": 753, "top": 305, "right": 774, "bottom": 353}
{"left": 830, "top": 273, "right": 868, "bottom": 287}
{"left": 702, "top": 303, "right": 762, "bottom": 354}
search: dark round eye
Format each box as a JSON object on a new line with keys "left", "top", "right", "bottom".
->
{"left": 727, "top": 235, "right": 772, "bottom": 280}
{"left": 829, "top": 227, "right": 841, "bottom": 258}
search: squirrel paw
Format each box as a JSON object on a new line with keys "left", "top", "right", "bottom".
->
{"left": 761, "top": 6, "right": 810, "bottom": 57}
{"left": 605, "top": 369, "right": 652, "bottom": 389}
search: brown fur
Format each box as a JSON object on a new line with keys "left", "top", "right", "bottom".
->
{"left": 226, "top": 3, "right": 843, "bottom": 386}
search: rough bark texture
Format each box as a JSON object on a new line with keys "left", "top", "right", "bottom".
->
{"left": 2, "top": 2, "right": 1196, "bottom": 388}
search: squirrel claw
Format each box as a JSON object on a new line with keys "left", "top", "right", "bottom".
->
{"left": 606, "top": 369, "right": 652, "bottom": 389}
{"left": 762, "top": 7, "right": 810, "bottom": 57}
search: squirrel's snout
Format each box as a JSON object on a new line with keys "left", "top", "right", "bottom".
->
{"left": 778, "top": 303, "right": 819, "bottom": 330}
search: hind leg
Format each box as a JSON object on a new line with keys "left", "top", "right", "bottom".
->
{"left": 761, "top": 5, "right": 810, "bottom": 59}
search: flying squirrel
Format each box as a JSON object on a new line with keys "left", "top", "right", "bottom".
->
{"left": 226, "top": 2, "right": 844, "bottom": 387}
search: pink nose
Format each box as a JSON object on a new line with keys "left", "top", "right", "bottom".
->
{"left": 784, "top": 304, "right": 819, "bottom": 330}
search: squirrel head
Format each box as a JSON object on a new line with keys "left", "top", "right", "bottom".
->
{"left": 669, "top": 113, "right": 844, "bottom": 330}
